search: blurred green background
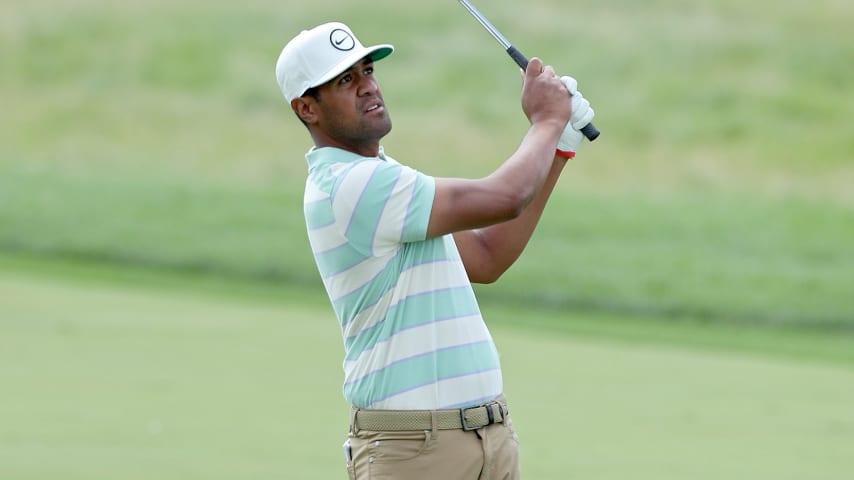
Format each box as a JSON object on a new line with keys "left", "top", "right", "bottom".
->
{"left": 2, "top": 0, "right": 853, "bottom": 479}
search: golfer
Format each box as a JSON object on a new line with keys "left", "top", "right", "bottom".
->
{"left": 275, "top": 21, "right": 594, "bottom": 480}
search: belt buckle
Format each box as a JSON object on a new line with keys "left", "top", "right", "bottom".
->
{"left": 460, "top": 403, "right": 500, "bottom": 431}
{"left": 460, "top": 406, "right": 479, "bottom": 431}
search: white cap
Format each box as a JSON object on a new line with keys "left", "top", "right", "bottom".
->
{"left": 275, "top": 22, "right": 394, "bottom": 102}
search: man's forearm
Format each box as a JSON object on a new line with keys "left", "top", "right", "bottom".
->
{"left": 466, "top": 156, "right": 568, "bottom": 282}
{"left": 486, "top": 121, "right": 565, "bottom": 213}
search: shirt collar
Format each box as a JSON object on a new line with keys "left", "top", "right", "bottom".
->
{"left": 305, "top": 146, "right": 387, "bottom": 168}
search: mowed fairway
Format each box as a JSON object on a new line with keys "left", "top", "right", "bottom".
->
{"left": 2, "top": 267, "right": 853, "bottom": 480}
{"left": 2, "top": 0, "right": 853, "bottom": 478}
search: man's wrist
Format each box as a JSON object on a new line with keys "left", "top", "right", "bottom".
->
{"left": 555, "top": 148, "right": 576, "bottom": 159}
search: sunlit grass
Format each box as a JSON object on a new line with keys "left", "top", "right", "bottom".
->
{"left": 2, "top": 262, "right": 853, "bottom": 480}
{"left": 2, "top": 0, "right": 853, "bottom": 323}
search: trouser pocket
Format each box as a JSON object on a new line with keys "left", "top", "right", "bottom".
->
{"left": 348, "top": 429, "right": 436, "bottom": 479}
{"left": 344, "top": 438, "right": 357, "bottom": 479}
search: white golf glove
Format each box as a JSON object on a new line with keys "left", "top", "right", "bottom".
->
{"left": 561, "top": 76, "right": 595, "bottom": 129}
{"left": 556, "top": 76, "right": 595, "bottom": 158}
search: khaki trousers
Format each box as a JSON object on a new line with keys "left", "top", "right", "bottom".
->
{"left": 344, "top": 399, "right": 520, "bottom": 480}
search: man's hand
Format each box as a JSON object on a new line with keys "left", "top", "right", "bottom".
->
{"left": 521, "top": 58, "right": 572, "bottom": 128}
{"left": 556, "top": 76, "right": 595, "bottom": 158}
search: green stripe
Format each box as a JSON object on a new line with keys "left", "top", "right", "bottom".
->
{"left": 333, "top": 252, "right": 401, "bottom": 325}
{"left": 309, "top": 163, "right": 346, "bottom": 197}
{"left": 344, "top": 286, "right": 479, "bottom": 360}
{"left": 305, "top": 199, "right": 334, "bottom": 230}
{"left": 333, "top": 237, "right": 461, "bottom": 325}
{"left": 344, "top": 341, "right": 500, "bottom": 405}
{"left": 344, "top": 162, "right": 401, "bottom": 252}
{"left": 400, "top": 175, "right": 435, "bottom": 242}
{"left": 314, "top": 244, "right": 369, "bottom": 279}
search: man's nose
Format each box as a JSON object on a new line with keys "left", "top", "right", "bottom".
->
{"left": 357, "top": 75, "right": 379, "bottom": 95}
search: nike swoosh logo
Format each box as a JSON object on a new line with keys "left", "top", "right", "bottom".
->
{"left": 335, "top": 38, "right": 347, "bottom": 45}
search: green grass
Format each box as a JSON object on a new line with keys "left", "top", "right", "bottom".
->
{"left": 0, "top": 266, "right": 346, "bottom": 480}
{"left": 1, "top": 262, "right": 853, "bottom": 480}
{"left": 2, "top": 0, "right": 852, "bottom": 328}
{"left": 2, "top": 1, "right": 854, "bottom": 477}
{"left": 3, "top": 161, "right": 852, "bottom": 326}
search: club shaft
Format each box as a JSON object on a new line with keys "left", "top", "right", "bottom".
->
{"left": 458, "top": 0, "right": 512, "bottom": 50}
{"left": 457, "top": 0, "right": 600, "bottom": 141}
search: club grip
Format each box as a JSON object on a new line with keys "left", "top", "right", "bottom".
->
{"left": 507, "top": 46, "right": 601, "bottom": 142}
{"left": 580, "top": 123, "right": 600, "bottom": 141}
{"left": 507, "top": 45, "right": 530, "bottom": 70}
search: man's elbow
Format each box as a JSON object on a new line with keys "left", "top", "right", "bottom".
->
{"left": 468, "top": 266, "right": 505, "bottom": 284}
{"left": 495, "top": 190, "right": 532, "bottom": 222}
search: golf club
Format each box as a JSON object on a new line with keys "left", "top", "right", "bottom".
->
{"left": 457, "top": 0, "right": 600, "bottom": 141}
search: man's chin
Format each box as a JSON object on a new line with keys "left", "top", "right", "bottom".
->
{"left": 370, "top": 118, "right": 392, "bottom": 139}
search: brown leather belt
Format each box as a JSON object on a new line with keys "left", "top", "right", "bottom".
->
{"left": 352, "top": 401, "right": 508, "bottom": 432}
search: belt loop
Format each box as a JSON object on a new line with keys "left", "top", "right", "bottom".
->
{"left": 350, "top": 407, "right": 360, "bottom": 435}
{"left": 486, "top": 404, "right": 495, "bottom": 426}
{"left": 430, "top": 410, "right": 438, "bottom": 435}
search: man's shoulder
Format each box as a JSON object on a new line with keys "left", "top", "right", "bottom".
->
{"left": 307, "top": 148, "right": 389, "bottom": 178}
{"left": 306, "top": 146, "right": 383, "bottom": 165}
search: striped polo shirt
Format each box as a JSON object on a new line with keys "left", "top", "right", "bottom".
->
{"left": 303, "top": 146, "right": 503, "bottom": 410}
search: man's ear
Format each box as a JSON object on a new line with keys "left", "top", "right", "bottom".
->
{"left": 291, "top": 97, "right": 318, "bottom": 124}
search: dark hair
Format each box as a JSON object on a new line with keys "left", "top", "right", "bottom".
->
{"left": 303, "top": 87, "right": 320, "bottom": 100}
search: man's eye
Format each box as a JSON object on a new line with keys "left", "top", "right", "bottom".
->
{"left": 365, "top": 67, "right": 374, "bottom": 75}
{"left": 340, "top": 74, "right": 352, "bottom": 84}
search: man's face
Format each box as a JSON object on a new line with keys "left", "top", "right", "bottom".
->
{"left": 307, "top": 57, "right": 392, "bottom": 152}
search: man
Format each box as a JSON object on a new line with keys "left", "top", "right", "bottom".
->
{"left": 275, "top": 21, "right": 593, "bottom": 480}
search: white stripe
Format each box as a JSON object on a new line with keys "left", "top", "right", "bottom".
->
{"left": 325, "top": 254, "right": 397, "bottom": 302}
{"left": 332, "top": 162, "right": 378, "bottom": 234}
{"left": 339, "top": 259, "right": 470, "bottom": 336}
{"left": 367, "top": 370, "right": 504, "bottom": 410}
{"left": 343, "top": 313, "right": 489, "bottom": 382}
{"left": 329, "top": 162, "right": 350, "bottom": 177}
{"left": 307, "top": 223, "right": 346, "bottom": 254}
{"left": 372, "top": 168, "right": 416, "bottom": 255}
{"left": 389, "top": 259, "right": 470, "bottom": 304}
{"left": 341, "top": 287, "right": 394, "bottom": 340}
{"left": 304, "top": 179, "right": 328, "bottom": 204}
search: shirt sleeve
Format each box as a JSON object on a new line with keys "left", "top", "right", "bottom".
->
{"left": 332, "top": 159, "right": 435, "bottom": 257}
